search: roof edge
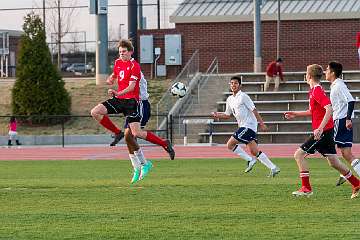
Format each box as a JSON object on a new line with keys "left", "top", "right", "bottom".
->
{"left": 170, "top": 12, "right": 360, "bottom": 24}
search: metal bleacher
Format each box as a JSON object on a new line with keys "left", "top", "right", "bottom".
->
{"left": 196, "top": 71, "right": 360, "bottom": 144}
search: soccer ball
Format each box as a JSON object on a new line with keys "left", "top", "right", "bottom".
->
{"left": 171, "top": 82, "right": 187, "bottom": 98}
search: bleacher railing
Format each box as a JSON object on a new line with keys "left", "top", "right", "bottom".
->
{"left": 156, "top": 49, "right": 199, "bottom": 130}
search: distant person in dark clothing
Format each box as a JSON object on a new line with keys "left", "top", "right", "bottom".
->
{"left": 264, "top": 57, "right": 284, "bottom": 92}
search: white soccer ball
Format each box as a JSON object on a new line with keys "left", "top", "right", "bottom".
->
{"left": 171, "top": 82, "right": 187, "bottom": 98}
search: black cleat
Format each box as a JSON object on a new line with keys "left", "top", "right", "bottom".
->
{"left": 110, "top": 132, "right": 124, "bottom": 146}
{"left": 164, "top": 140, "right": 175, "bottom": 160}
{"left": 336, "top": 176, "right": 347, "bottom": 186}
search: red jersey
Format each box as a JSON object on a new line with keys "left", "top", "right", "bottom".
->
{"left": 113, "top": 58, "right": 141, "bottom": 101}
{"left": 357, "top": 32, "right": 360, "bottom": 49}
{"left": 266, "top": 61, "right": 284, "bottom": 81}
{"left": 309, "top": 85, "right": 334, "bottom": 131}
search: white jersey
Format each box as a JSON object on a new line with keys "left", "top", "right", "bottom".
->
{"left": 330, "top": 78, "right": 354, "bottom": 120}
{"left": 139, "top": 72, "right": 149, "bottom": 101}
{"left": 224, "top": 91, "right": 258, "bottom": 132}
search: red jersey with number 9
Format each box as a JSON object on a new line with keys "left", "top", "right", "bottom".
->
{"left": 309, "top": 85, "right": 334, "bottom": 131}
{"left": 113, "top": 58, "right": 141, "bottom": 101}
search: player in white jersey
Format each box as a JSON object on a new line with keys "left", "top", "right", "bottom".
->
{"left": 325, "top": 61, "right": 360, "bottom": 186}
{"left": 122, "top": 72, "right": 154, "bottom": 183}
{"left": 211, "top": 76, "right": 280, "bottom": 177}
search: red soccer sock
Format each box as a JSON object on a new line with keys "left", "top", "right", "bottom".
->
{"left": 145, "top": 131, "right": 166, "bottom": 147}
{"left": 99, "top": 115, "right": 121, "bottom": 134}
{"left": 300, "top": 171, "right": 312, "bottom": 190}
{"left": 344, "top": 171, "right": 360, "bottom": 188}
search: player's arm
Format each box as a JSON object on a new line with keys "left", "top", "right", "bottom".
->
{"left": 313, "top": 104, "right": 333, "bottom": 140}
{"left": 346, "top": 101, "right": 355, "bottom": 129}
{"left": 106, "top": 73, "right": 116, "bottom": 85}
{"left": 110, "top": 80, "right": 136, "bottom": 97}
{"left": 340, "top": 86, "right": 356, "bottom": 129}
{"left": 284, "top": 110, "right": 311, "bottom": 119}
{"left": 211, "top": 112, "right": 231, "bottom": 120}
{"left": 253, "top": 108, "right": 268, "bottom": 131}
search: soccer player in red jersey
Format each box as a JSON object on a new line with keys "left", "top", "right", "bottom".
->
{"left": 284, "top": 64, "right": 360, "bottom": 199}
{"left": 91, "top": 39, "right": 175, "bottom": 160}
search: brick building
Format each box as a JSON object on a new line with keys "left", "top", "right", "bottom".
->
{"left": 0, "top": 30, "right": 22, "bottom": 77}
{"left": 139, "top": 0, "right": 360, "bottom": 78}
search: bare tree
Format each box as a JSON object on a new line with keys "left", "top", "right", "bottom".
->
{"left": 108, "top": 24, "right": 119, "bottom": 51}
{"left": 37, "top": 0, "right": 78, "bottom": 70}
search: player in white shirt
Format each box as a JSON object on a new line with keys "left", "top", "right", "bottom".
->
{"left": 325, "top": 61, "right": 360, "bottom": 186}
{"left": 123, "top": 72, "right": 153, "bottom": 183}
{"left": 212, "top": 76, "right": 280, "bottom": 177}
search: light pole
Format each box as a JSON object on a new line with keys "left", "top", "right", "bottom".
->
{"left": 277, "top": 0, "right": 280, "bottom": 59}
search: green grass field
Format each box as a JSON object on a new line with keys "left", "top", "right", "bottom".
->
{"left": 0, "top": 158, "right": 358, "bottom": 240}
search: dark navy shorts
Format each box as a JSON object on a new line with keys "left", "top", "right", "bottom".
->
{"left": 102, "top": 97, "right": 141, "bottom": 123}
{"left": 232, "top": 127, "right": 258, "bottom": 144}
{"left": 124, "top": 100, "right": 151, "bottom": 128}
{"left": 334, "top": 118, "right": 353, "bottom": 148}
{"left": 300, "top": 128, "right": 337, "bottom": 156}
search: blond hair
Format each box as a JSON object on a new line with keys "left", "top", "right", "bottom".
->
{"left": 307, "top": 64, "right": 323, "bottom": 82}
{"left": 117, "top": 39, "right": 134, "bottom": 52}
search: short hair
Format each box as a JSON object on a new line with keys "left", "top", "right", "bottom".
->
{"left": 276, "top": 57, "right": 283, "bottom": 63}
{"left": 328, "top": 61, "right": 343, "bottom": 78}
{"left": 117, "top": 39, "right": 134, "bottom": 52}
{"left": 231, "top": 76, "right": 242, "bottom": 85}
{"left": 307, "top": 64, "right": 323, "bottom": 82}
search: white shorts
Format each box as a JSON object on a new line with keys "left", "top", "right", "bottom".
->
{"left": 9, "top": 130, "right": 18, "bottom": 139}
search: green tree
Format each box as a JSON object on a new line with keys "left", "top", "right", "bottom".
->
{"left": 12, "top": 12, "right": 71, "bottom": 124}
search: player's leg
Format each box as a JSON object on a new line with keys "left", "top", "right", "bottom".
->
{"left": 228, "top": 128, "right": 256, "bottom": 173}
{"left": 292, "top": 134, "right": 318, "bottom": 196}
{"left": 129, "top": 122, "right": 174, "bottom": 160}
{"left": 124, "top": 128, "right": 142, "bottom": 183}
{"left": 126, "top": 99, "right": 175, "bottom": 160}
{"left": 326, "top": 154, "right": 360, "bottom": 199}
{"left": 334, "top": 118, "right": 357, "bottom": 185}
{"left": 341, "top": 147, "right": 360, "bottom": 177}
{"left": 90, "top": 99, "right": 123, "bottom": 146}
{"left": 292, "top": 148, "right": 313, "bottom": 196}
{"left": 246, "top": 140, "right": 280, "bottom": 177}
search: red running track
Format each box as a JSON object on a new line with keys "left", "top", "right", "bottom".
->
{"left": 1, "top": 144, "right": 360, "bottom": 161}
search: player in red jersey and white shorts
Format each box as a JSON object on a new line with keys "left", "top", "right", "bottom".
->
{"left": 91, "top": 39, "right": 175, "bottom": 163}
{"left": 285, "top": 64, "right": 360, "bottom": 199}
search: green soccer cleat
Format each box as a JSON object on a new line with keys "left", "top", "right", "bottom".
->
{"left": 131, "top": 168, "right": 141, "bottom": 184}
{"left": 140, "top": 161, "right": 153, "bottom": 180}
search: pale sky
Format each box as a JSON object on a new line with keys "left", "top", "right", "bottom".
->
{"left": 0, "top": 0, "right": 182, "bottom": 47}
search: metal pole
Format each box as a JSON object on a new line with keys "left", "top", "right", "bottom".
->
{"left": 57, "top": 0, "right": 61, "bottom": 71}
{"left": 277, "top": 0, "right": 280, "bottom": 59}
{"left": 128, "top": 0, "right": 138, "bottom": 60}
{"left": 254, "top": 0, "right": 262, "bottom": 72}
{"left": 61, "top": 117, "right": 65, "bottom": 148}
{"left": 84, "top": 31, "right": 87, "bottom": 73}
{"left": 138, "top": 0, "right": 143, "bottom": 29}
{"left": 157, "top": 0, "right": 160, "bottom": 29}
{"left": 43, "top": 0, "right": 46, "bottom": 28}
{"left": 95, "top": 0, "right": 109, "bottom": 85}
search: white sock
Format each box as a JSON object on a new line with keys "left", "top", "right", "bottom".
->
{"left": 129, "top": 154, "right": 141, "bottom": 169}
{"left": 134, "top": 149, "right": 148, "bottom": 165}
{"left": 257, "top": 152, "right": 276, "bottom": 170}
{"left": 351, "top": 159, "right": 360, "bottom": 176}
{"left": 232, "top": 145, "right": 253, "bottom": 162}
